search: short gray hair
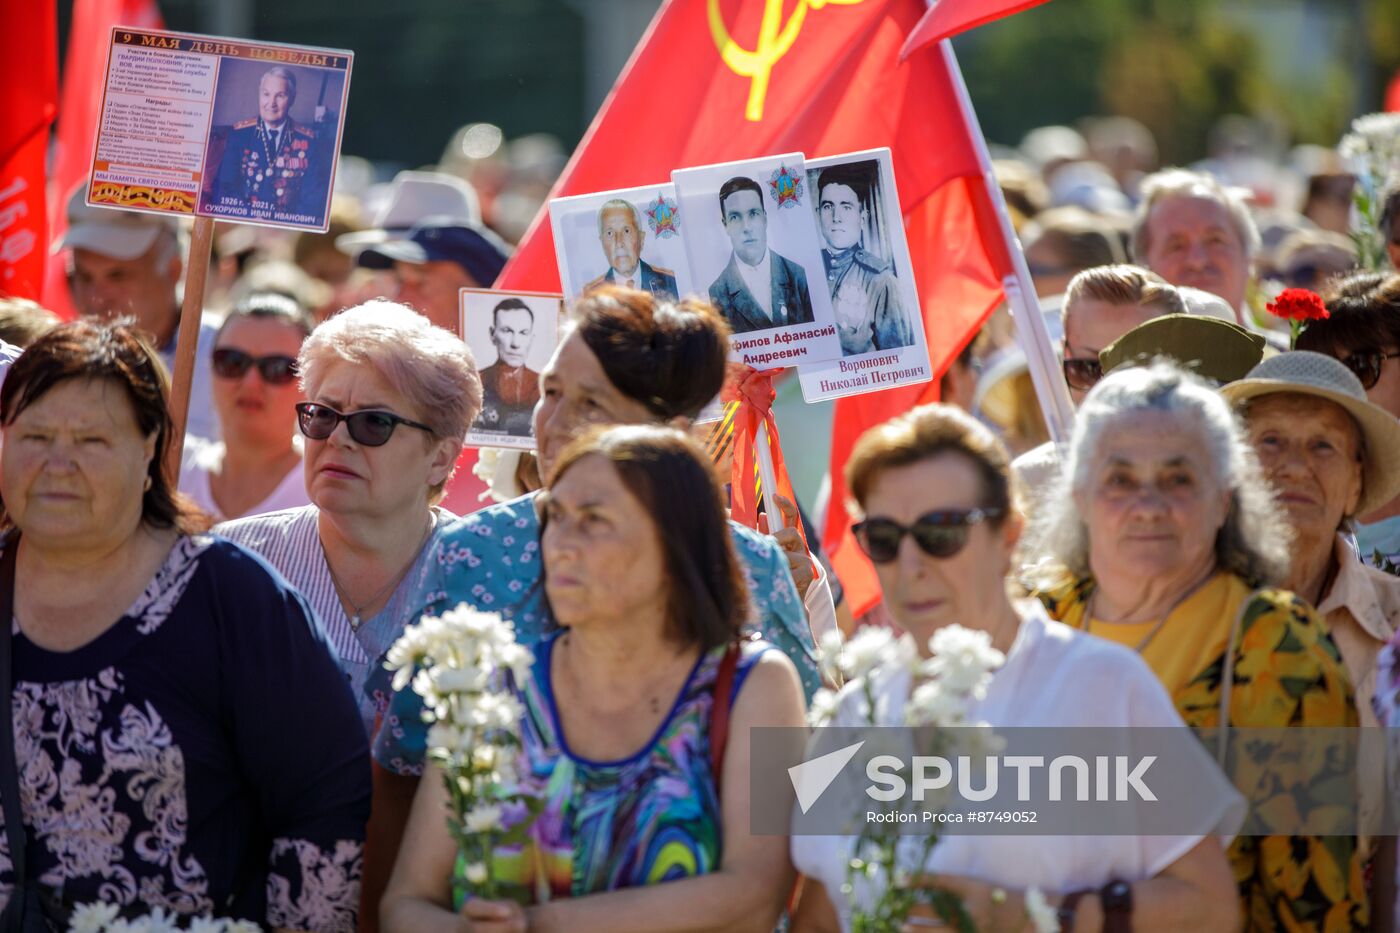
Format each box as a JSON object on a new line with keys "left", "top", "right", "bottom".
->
{"left": 1026, "top": 361, "right": 1290, "bottom": 588}
{"left": 260, "top": 66, "right": 297, "bottom": 103}
{"left": 596, "top": 199, "right": 641, "bottom": 237}
{"left": 1131, "top": 168, "right": 1261, "bottom": 262}
{"left": 299, "top": 300, "right": 482, "bottom": 494}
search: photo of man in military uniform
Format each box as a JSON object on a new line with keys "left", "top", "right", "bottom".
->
{"left": 584, "top": 199, "right": 678, "bottom": 299}
{"left": 207, "top": 66, "right": 329, "bottom": 222}
{"left": 473, "top": 298, "right": 541, "bottom": 438}
{"left": 812, "top": 163, "right": 913, "bottom": 356}
{"left": 706, "top": 176, "right": 815, "bottom": 335}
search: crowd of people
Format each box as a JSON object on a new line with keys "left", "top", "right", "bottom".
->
{"left": 0, "top": 110, "right": 1397, "bottom": 933}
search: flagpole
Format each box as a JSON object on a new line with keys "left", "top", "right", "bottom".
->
{"left": 756, "top": 421, "right": 784, "bottom": 532}
{"left": 938, "top": 39, "right": 1076, "bottom": 445}
{"left": 163, "top": 215, "right": 214, "bottom": 486}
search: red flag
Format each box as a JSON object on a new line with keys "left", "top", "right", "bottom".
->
{"left": 900, "top": 0, "right": 1052, "bottom": 60}
{"left": 1387, "top": 70, "right": 1400, "bottom": 113}
{"left": 42, "top": 0, "right": 164, "bottom": 319}
{"left": 0, "top": 0, "right": 59, "bottom": 300}
{"left": 495, "top": 0, "right": 1012, "bottom": 617}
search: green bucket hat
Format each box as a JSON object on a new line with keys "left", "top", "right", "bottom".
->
{"left": 1099, "top": 314, "right": 1267, "bottom": 386}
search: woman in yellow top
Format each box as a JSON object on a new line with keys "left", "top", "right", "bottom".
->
{"left": 1027, "top": 361, "right": 1366, "bottom": 931}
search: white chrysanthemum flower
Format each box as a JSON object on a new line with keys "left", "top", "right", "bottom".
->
{"left": 921, "top": 625, "right": 1004, "bottom": 696}
{"left": 837, "top": 626, "right": 899, "bottom": 681}
{"left": 186, "top": 917, "right": 227, "bottom": 933}
{"left": 140, "top": 907, "right": 181, "bottom": 933}
{"left": 808, "top": 687, "right": 840, "bottom": 726}
{"left": 905, "top": 680, "right": 965, "bottom": 727}
{"left": 1024, "top": 886, "right": 1058, "bottom": 933}
{"left": 817, "top": 629, "right": 844, "bottom": 684}
{"left": 463, "top": 862, "right": 489, "bottom": 885}
{"left": 69, "top": 902, "right": 122, "bottom": 933}
{"left": 226, "top": 922, "right": 263, "bottom": 933}
{"left": 464, "top": 802, "right": 504, "bottom": 833}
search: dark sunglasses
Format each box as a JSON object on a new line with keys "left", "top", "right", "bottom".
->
{"left": 1062, "top": 357, "right": 1104, "bottom": 391}
{"left": 853, "top": 508, "right": 1004, "bottom": 564}
{"left": 212, "top": 348, "right": 298, "bottom": 384}
{"left": 295, "top": 402, "right": 435, "bottom": 447}
{"left": 1340, "top": 349, "right": 1400, "bottom": 390}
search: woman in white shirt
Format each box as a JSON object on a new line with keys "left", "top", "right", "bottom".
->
{"left": 179, "top": 292, "right": 312, "bottom": 520}
{"left": 791, "top": 404, "right": 1242, "bottom": 933}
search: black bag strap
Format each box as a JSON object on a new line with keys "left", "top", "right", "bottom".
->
{"left": 0, "top": 538, "right": 30, "bottom": 926}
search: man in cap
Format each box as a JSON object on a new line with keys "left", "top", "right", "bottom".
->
{"left": 813, "top": 164, "right": 912, "bottom": 356}
{"left": 61, "top": 190, "right": 221, "bottom": 442}
{"left": 584, "top": 199, "right": 677, "bottom": 299}
{"left": 209, "top": 66, "right": 327, "bottom": 221}
{"left": 356, "top": 217, "right": 511, "bottom": 334}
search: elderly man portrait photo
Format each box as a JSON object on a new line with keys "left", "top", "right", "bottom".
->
{"left": 707, "top": 176, "right": 815, "bottom": 334}
{"left": 474, "top": 298, "right": 541, "bottom": 437}
{"left": 813, "top": 163, "right": 912, "bottom": 356}
{"left": 208, "top": 65, "right": 329, "bottom": 220}
{"left": 584, "top": 199, "right": 678, "bottom": 299}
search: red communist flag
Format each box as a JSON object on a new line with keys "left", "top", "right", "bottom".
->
{"left": 901, "top": 0, "right": 1052, "bottom": 60}
{"left": 0, "top": 0, "right": 59, "bottom": 301}
{"left": 41, "top": 0, "right": 164, "bottom": 320}
{"left": 495, "top": 0, "right": 1017, "bottom": 618}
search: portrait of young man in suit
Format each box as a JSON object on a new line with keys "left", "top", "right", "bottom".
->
{"left": 706, "top": 176, "right": 815, "bottom": 334}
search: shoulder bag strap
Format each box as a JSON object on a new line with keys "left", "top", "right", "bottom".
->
{"left": 708, "top": 641, "right": 742, "bottom": 797}
{"left": 0, "top": 540, "right": 30, "bottom": 928}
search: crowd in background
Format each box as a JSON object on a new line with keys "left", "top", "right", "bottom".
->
{"left": 0, "top": 108, "right": 1399, "bottom": 932}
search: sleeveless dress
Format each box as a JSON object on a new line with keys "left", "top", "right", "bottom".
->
{"left": 452, "top": 632, "right": 770, "bottom": 906}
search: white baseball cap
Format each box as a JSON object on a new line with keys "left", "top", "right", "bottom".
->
{"left": 56, "top": 187, "right": 178, "bottom": 261}
{"left": 336, "top": 170, "right": 481, "bottom": 254}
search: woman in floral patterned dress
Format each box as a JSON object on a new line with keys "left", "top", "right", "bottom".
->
{"left": 1030, "top": 362, "right": 1368, "bottom": 930}
{"left": 0, "top": 322, "right": 369, "bottom": 931}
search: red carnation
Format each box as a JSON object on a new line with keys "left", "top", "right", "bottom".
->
{"left": 1266, "top": 288, "right": 1330, "bottom": 323}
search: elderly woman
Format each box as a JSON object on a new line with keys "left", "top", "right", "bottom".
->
{"left": 1031, "top": 361, "right": 1366, "bottom": 930}
{"left": 791, "top": 403, "right": 1240, "bottom": 933}
{"left": 382, "top": 425, "right": 806, "bottom": 931}
{"left": 0, "top": 321, "right": 368, "bottom": 929}
{"left": 180, "top": 292, "right": 313, "bottom": 521}
{"left": 1297, "top": 272, "right": 1400, "bottom": 572}
{"left": 216, "top": 298, "right": 481, "bottom": 737}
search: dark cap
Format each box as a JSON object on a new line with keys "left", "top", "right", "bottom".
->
{"left": 1099, "top": 314, "right": 1267, "bottom": 385}
{"left": 357, "top": 216, "right": 511, "bottom": 287}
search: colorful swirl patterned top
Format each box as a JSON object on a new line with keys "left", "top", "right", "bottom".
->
{"left": 453, "top": 631, "right": 770, "bottom": 906}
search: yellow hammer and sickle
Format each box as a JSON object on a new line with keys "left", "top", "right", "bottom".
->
{"left": 708, "top": 0, "right": 866, "bottom": 123}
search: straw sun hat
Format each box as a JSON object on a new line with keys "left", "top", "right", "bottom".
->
{"left": 1221, "top": 350, "right": 1400, "bottom": 517}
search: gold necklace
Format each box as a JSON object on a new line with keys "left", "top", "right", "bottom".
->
{"left": 1081, "top": 573, "right": 1216, "bottom": 655}
{"left": 322, "top": 516, "right": 434, "bottom": 630}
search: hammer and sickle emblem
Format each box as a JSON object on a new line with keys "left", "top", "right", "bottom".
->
{"left": 708, "top": 0, "right": 866, "bottom": 123}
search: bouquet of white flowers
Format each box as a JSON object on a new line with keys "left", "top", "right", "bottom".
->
{"left": 1338, "top": 112, "right": 1400, "bottom": 271}
{"left": 67, "top": 904, "right": 262, "bottom": 933}
{"left": 811, "top": 625, "right": 1031, "bottom": 932}
{"left": 384, "top": 604, "right": 536, "bottom": 902}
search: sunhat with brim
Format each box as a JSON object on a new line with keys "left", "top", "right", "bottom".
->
{"left": 1221, "top": 350, "right": 1400, "bottom": 517}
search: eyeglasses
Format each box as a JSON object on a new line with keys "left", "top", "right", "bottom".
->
{"left": 1062, "top": 357, "right": 1104, "bottom": 391}
{"left": 853, "top": 508, "right": 1004, "bottom": 564}
{"left": 212, "top": 348, "right": 298, "bottom": 384}
{"left": 1340, "top": 349, "right": 1400, "bottom": 390}
{"left": 295, "top": 402, "right": 435, "bottom": 447}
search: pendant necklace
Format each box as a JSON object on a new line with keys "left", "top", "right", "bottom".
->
{"left": 323, "top": 517, "right": 435, "bottom": 630}
{"left": 1080, "top": 573, "right": 1215, "bottom": 654}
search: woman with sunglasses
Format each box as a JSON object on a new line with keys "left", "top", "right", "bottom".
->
{"left": 1297, "top": 272, "right": 1400, "bottom": 574}
{"left": 216, "top": 298, "right": 482, "bottom": 739}
{"left": 1030, "top": 362, "right": 1368, "bottom": 930}
{"left": 791, "top": 403, "right": 1241, "bottom": 933}
{"left": 179, "top": 293, "right": 313, "bottom": 521}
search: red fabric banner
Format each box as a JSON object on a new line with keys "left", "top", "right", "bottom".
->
{"left": 42, "top": 0, "right": 164, "bottom": 319}
{"left": 494, "top": 0, "right": 1015, "bottom": 616}
{"left": 900, "top": 0, "right": 1052, "bottom": 60}
{"left": 0, "top": 0, "right": 59, "bottom": 301}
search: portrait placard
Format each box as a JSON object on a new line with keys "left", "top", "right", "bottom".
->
{"left": 549, "top": 183, "right": 694, "bottom": 303}
{"left": 88, "top": 28, "right": 352, "bottom": 232}
{"left": 672, "top": 153, "right": 841, "bottom": 368}
{"left": 460, "top": 288, "right": 564, "bottom": 451}
{"left": 796, "top": 149, "right": 931, "bottom": 402}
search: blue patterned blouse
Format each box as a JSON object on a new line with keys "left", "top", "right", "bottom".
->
{"left": 369, "top": 492, "right": 818, "bottom": 775}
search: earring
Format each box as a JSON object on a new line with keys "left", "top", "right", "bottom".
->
{"left": 143, "top": 476, "right": 153, "bottom": 493}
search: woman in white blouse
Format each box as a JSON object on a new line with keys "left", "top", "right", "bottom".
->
{"left": 791, "top": 404, "right": 1241, "bottom": 933}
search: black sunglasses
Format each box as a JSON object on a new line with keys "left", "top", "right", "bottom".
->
{"left": 212, "top": 348, "right": 298, "bottom": 384}
{"left": 853, "top": 508, "right": 1004, "bottom": 564}
{"left": 1062, "top": 357, "right": 1104, "bottom": 391}
{"left": 1340, "top": 349, "right": 1400, "bottom": 390}
{"left": 295, "top": 402, "right": 435, "bottom": 447}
